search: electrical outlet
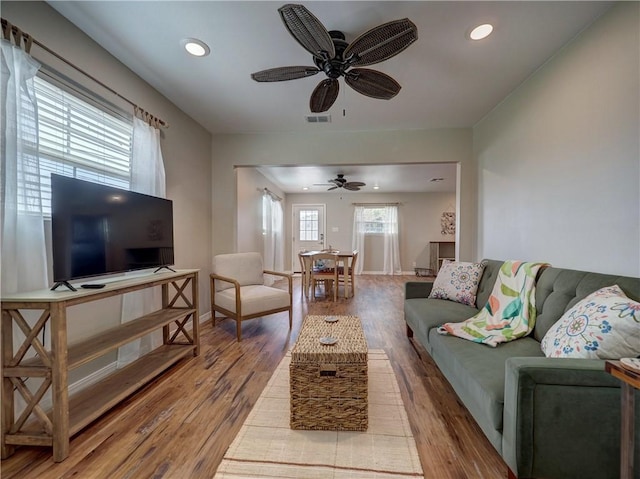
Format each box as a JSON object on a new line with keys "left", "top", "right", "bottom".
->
{"left": 412, "top": 262, "right": 417, "bottom": 268}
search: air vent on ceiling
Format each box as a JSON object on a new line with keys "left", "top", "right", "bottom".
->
{"left": 305, "top": 115, "right": 331, "bottom": 123}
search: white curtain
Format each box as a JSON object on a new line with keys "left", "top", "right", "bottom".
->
{"left": 0, "top": 39, "right": 48, "bottom": 295}
{"left": 382, "top": 205, "right": 401, "bottom": 275}
{"left": 117, "top": 116, "right": 166, "bottom": 368}
{"left": 262, "top": 191, "right": 284, "bottom": 285}
{"left": 351, "top": 206, "right": 366, "bottom": 275}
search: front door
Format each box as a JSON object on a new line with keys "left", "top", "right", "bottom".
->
{"left": 292, "top": 204, "right": 325, "bottom": 272}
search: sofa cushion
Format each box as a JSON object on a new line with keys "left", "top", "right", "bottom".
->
{"left": 404, "top": 297, "right": 478, "bottom": 352}
{"left": 540, "top": 285, "right": 640, "bottom": 359}
{"left": 533, "top": 267, "right": 640, "bottom": 341}
{"left": 429, "top": 260, "right": 486, "bottom": 306}
{"left": 429, "top": 330, "right": 544, "bottom": 448}
{"left": 474, "top": 259, "right": 503, "bottom": 309}
{"left": 215, "top": 285, "right": 290, "bottom": 316}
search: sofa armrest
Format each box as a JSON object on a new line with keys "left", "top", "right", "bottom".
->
{"left": 405, "top": 281, "right": 434, "bottom": 299}
{"left": 503, "top": 357, "right": 626, "bottom": 479}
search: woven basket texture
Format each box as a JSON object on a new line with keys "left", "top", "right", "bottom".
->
{"left": 291, "top": 315, "right": 368, "bottom": 363}
{"left": 290, "top": 315, "right": 368, "bottom": 431}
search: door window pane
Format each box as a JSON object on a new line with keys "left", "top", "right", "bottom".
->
{"left": 299, "top": 210, "right": 318, "bottom": 241}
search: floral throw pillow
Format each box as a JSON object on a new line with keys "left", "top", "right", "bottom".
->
{"left": 428, "top": 260, "right": 486, "bottom": 306}
{"left": 540, "top": 285, "right": 640, "bottom": 359}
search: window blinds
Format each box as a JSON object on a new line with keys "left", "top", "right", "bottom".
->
{"left": 33, "top": 76, "right": 133, "bottom": 214}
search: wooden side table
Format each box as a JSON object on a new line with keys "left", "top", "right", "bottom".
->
{"left": 606, "top": 360, "right": 640, "bottom": 479}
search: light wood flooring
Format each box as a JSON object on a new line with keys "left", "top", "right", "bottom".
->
{"left": 1, "top": 275, "right": 507, "bottom": 479}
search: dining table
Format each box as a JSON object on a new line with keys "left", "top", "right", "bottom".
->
{"left": 299, "top": 250, "right": 356, "bottom": 299}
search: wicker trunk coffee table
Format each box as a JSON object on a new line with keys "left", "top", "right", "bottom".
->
{"left": 290, "top": 315, "right": 368, "bottom": 431}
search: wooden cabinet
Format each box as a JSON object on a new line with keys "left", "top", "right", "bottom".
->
{"left": 1, "top": 269, "right": 199, "bottom": 462}
{"left": 429, "top": 241, "right": 455, "bottom": 274}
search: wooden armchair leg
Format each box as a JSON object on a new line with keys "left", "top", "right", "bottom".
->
{"left": 236, "top": 319, "right": 242, "bottom": 342}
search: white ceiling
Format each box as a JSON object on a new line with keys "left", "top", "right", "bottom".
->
{"left": 48, "top": 1, "right": 612, "bottom": 193}
{"left": 256, "top": 163, "right": 457, "bottom": 194}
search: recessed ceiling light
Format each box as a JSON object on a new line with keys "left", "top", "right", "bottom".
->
{"left": 302, "top": 187, "right": 309, "bottom": 191}
{"left": 373, "top": 185, "right": 380, "bottom": 190}
{"left": 182, "top": 38, "right": 210, "bottom": 57}
{"left": 469, "top": 24, "right": 493, "bottom": 41}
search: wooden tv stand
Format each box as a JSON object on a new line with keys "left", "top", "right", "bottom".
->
{"left": 1, "top": 269, "right": 199, "bottom": 462}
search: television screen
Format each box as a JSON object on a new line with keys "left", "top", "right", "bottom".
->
{"left": 51, "top": 174, "right": 174, "bottom": 284}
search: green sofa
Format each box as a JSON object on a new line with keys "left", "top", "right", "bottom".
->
{"left": 404, "top": 259, "right": 640, "bottom": 479}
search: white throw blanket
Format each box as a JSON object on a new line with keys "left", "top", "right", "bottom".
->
{"left": 438, "top": 260, "right": 548, "bottom": 347}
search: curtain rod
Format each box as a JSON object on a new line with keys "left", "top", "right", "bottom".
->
{"left": 352, "top": 202, "right": 401, "bottom": 206}
{"left": 259, "top": 187, "right": 283, "bottom": 202}
{"left": 1, "top": 17, "right": 169, "bottom": 129}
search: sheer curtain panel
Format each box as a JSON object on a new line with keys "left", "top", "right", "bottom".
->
{"left": 0, "top": 39, "right": 48, "bottom": 294}
{"left": 117, "top": 116, "right": 166, "bottom": 368}
{"left": 382, "top": 205, "right": 401, "bottom": 275}
{"left": 263, "top": 192, "right": 284, "bottom": 285}
{"left": 351, "top": 206, "right": 366, "bottom": 275}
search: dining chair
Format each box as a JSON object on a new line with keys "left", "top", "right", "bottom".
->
{"left": 298, "top": 251, "right": 309, "bottom": 298}
{"left": 338, "top": 250, "right": 359, "bottom": 298}
{"left": 309, "top": 252, "right": 339, "bottom": 301}
{"left": 210, "top": 252, "right": 292, "bottom": 341}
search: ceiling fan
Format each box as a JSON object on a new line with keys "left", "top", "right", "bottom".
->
{"left": 251, "top": 4, "right": 418, "bottom": 113}
{"left": 315, "top": 174, "right": 366, "bottom": 191}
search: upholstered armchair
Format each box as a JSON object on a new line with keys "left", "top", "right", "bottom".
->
{"left": 210, "top": 252, "right": 292, "bottom": 341}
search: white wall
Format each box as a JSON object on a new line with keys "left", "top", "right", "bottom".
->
{"left": 236, "top": 167, "right": 285, "bottom": 254}
{"left": 286, "top": 191, "right": 456, "bottom": 272}
{"left": 212, "top": 128, "right": 475, "bottom": 261}
{"left": 3, "top": 2, "right": 213, "bottom": 381}
{"left": 474, "top": 2, "right": 639, "bottom": 276}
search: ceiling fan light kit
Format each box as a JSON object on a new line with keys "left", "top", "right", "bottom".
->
{"left": 251, "top": 4, "right": 418, "bottom": 113}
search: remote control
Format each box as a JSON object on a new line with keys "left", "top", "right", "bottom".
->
{"left": 81, "top": 284, "right": 106, "bottom": 289}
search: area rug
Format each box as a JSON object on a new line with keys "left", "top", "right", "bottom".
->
{"left": 213, "top": 349, "right": 424, "bottom": 479}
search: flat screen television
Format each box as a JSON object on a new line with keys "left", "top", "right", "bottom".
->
{"left": 51, "top": 174, "right": 174, "bottom": 290}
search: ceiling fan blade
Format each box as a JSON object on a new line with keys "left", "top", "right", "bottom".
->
{"left": 343, "top": 185, "right": 361, "bottom": 191}
{"left": 345, "top": 181, "right": 366, "bottom": 187}
{"left": 278, "top": 4, "right": 335, "bottom": 59}
{"left": 327, "top": 186, "right": 339, "bottom": 191}
{"left": 251, "top": 66, "right": 320, "bottom": 82}
{"left": 310, "top": 78, "right": 339, "bottom": 113}
{"left": 345, "top": 68, "right": 401, "bottom": 99}
{"left": 343, "top": 18, "right": 418, "bottom": 67}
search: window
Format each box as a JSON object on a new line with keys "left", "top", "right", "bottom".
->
{"left": 29, "top": 76, "right": 133, "bottom": 216}
{"left": 360, "top": 207, "right": 391, "bottom": 234}
{"left": 299, "top": 209, "right": 319, "bottom": 241}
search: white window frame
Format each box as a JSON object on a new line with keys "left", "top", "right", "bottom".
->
{"left": 360, "top": 206, "right": 389, "bottom": 235}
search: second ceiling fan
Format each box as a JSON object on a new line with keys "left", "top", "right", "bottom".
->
{"left": 251, "top": 4, "right": 418, "bottom": 113}
{"left": 315, "top": 174, "right": 366, "bottom": 191}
